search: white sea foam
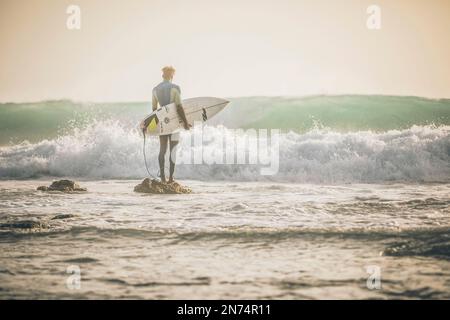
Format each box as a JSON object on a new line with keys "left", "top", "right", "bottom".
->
{"left": 0, "top": 121, "right": 449, "bottom": 183}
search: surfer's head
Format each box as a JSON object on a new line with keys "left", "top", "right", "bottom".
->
{"left": 162, "top": 66, "right": 176, "bottom": 81}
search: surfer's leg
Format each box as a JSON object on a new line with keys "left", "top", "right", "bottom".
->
{"left": 159, "top": 135, "right": 169, "bottom": 182}
{"left": 168, "top": 135, "right": 179, "bottom": 183}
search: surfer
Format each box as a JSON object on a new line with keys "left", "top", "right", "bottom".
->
{"left": 147, "top": 66, "right": 191, "bottom": 183}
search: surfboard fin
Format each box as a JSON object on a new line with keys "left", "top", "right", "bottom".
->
{"left": 146, "top": 116, "right": 158, "bottom": 133}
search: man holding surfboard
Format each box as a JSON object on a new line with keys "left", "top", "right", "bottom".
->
{"left": 140, "top": 67, "right": 229, "bottom": 183}
{"left": 148, "top": 66, "right": 191, "bottom": 183}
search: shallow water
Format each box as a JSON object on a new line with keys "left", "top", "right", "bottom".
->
{"left": 1, "top": 179, "right": 449, "bottom": 299}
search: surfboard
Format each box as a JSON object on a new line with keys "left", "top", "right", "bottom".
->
{"left": 140, "top": 97, "right": 229, "bottom": 136}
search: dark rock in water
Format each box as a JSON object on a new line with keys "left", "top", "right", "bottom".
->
{"left": 60, "top": 257, "right": 99, "bottom": 264}
{"left": 37, "top": 180, "right": 87, "bottom": 192}
{"left": 51, "top": 214, "right": 76, "bottom": 220}
{"left": 134, "top": 178, "right": 192, "bottom": 194}
{"left": 0, "top": 220, "right": 48, "bottom": 229}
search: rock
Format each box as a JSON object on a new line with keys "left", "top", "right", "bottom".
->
{"left": 231, "top": 203, "right": 249, "bottom": 210}
{"left": 134, "top": 178, "right": 192, "bottom": 194}
{"left": 37, "top": 180, "right": 87, "bottom": 192}
{"left": 51, "top": 214, "right": 76, "bottom": 220}
{"left": 0, "top": 220, "right": 48, "bottom": 229}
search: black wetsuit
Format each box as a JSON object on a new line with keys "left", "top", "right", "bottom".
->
{"left": 152, "top": 80, "right": 183, "bottom": 181}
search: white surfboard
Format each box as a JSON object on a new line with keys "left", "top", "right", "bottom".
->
{"left": 140, "top": 97, "right": 229, "bottom": 136}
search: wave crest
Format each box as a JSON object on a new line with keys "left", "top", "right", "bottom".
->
{"left": 0, "top": 121, "right": 449, "bottom": 183}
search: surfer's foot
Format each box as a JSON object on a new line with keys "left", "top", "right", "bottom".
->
{"left": 168, "top": 177, "right": 175, "bottom": 184}
{"left": 160, "top": 177, "right": 167, "bottom": 184}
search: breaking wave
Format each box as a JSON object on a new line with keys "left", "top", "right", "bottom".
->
{"left": 0, "top": 120, "right": 448, "bottom": 183}
{"left": 1, "top": 95, "right": 449, "bottom": 144}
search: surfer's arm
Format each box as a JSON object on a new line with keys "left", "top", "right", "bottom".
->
{"left": 172, "top": 87, "right": 191, "bottom": 130}
{"left": 152, "top": 92, "right": 158, "bottom": 111}
{"left": 176, "top": 104, "right": 191, "bottom": 130}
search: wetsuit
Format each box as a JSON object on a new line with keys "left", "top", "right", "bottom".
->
{"left": 152, "top": 80, "right": 185, "bottom": 181}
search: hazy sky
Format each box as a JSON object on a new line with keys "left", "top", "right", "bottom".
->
{"left": 1, "top": 0, "right": 449, "bottom": 102}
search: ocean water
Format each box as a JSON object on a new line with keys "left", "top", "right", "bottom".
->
{"left": 0, "top": 95, "right": 450, "bottom": 299}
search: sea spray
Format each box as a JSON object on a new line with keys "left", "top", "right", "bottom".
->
{"left": 1, "top": 95, "right": 449, "bottom": 144}
{"left": 0, "top": 120, "right": 448, "bottom": 183}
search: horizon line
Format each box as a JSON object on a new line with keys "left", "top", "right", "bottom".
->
{"left": 1, "top": 93, "right": 449, "bottom": 105}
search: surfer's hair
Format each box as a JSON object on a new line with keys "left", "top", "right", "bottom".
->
{"left": 162, "top": 66, "right": 176, "bottom": 80}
